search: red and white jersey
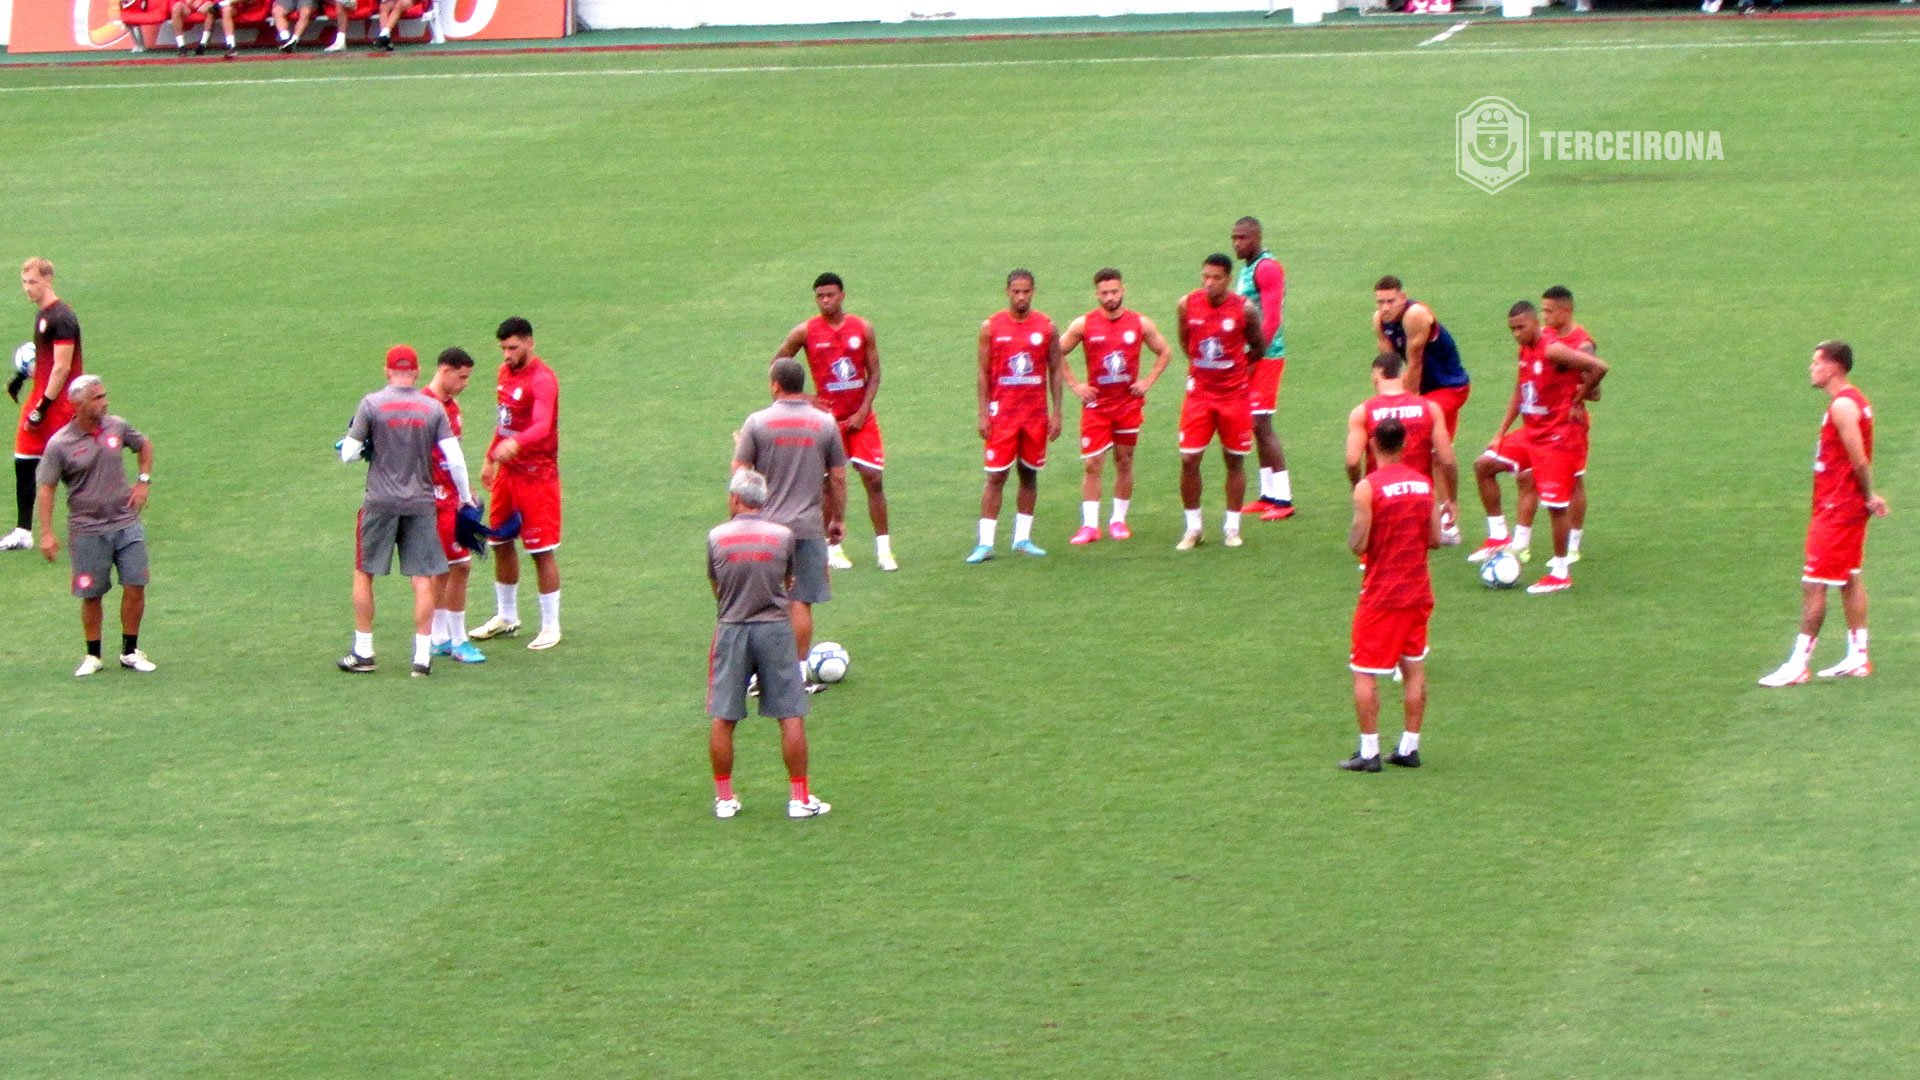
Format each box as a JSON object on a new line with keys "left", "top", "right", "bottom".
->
{"left": 1181, "top": 289, "right": 1250, "bottom": 398}
{"left": 1514, "top": 336, "right": 1583, "bottom": 441}
{"left": 1360, "top": 462, "right": 1434, "bottom": 610}
{"left": 801, "top": 314, "right": 874, "bottom": 423}
{"left": 1362, "top": 392, "right": 1436, "bottom": 478}
{"left": 1542, "top": 322, "right": 1596, "bottom": 431}
{"left": 986, "top": 309, "right": 1056, "bottom": 422}
{"left": 491, "top": 356, "right": 560, "bottom": 479}
{"left": 424, "top": 387, "right": 462, "bottom": 505}
{"left": 1814, "top": 386, "right": 1874, "bottom": 516}
{"left": 1078, "top": 309, "right": 1144, "bottom": 408}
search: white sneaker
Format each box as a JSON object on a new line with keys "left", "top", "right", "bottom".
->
{"left": 75, "top": 655, "right": 105, "bottom": 677}
{"left": 714, "top": 797, "right": 742, "bottom": 819}
{"left": 1816, "top": 654, "right": 1872, "bottom": 679}
{"left": 827, "top": 545, "right": 854, "bottom": 570}
{"left": 1176, "top": 530, "right": 1203, "bottom": 551}
{"left": 469, "top": 615, "right": 520, "bottom": 640}
{"left": 788, "top": 795, "right": 831, "bottom": 818}
{"left": 119, "top": 650, "right": 157, "bottom": 673}
{"left": 323, "top": 34, "right": 346, "bottom": 51}
{"left": 1223, "top": 529, "right": 1243, "bottom": 548}
{"left": 1757, "top": 661, "right": 1809, "bottom": 688}
{"left": 876, "top": 551, "right": 899, "bottom": 572}
{"left": 527, "top": 627, "right": 562, "bottom": 651}
{"left": 1439, "top": 526, "right": 1462, "bottom": 547}
{"left": 1567, "top": 548, "right": 1582, "bottom": 564}
{"left": 0, "top": 527, "right": 32, "bottom": 551}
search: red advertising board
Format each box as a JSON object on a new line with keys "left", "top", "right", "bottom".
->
{"left": 8, "top": 0, "right": 569, "bottom": 54}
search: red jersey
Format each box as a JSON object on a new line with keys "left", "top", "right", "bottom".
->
{"left": 1542, "top": 323, "right": 1596, "bottom": 430}
{"left": 986, "top": 309, "right": 1056, "bottom": 422}
{"left": 1362, "top": 393, "right": 1436, "bottom": 478}
{"left": 1360, "top": 463, "right": 1435, "bottom": 610}
{"left": 801, "top": 313, "right": 875, "bottom": 423}
{"left": 1515, "top": 335, "right": 1583, "bottom": 441}
{"left": 1181, "top": 289, "right": 1251, "bottom": 398}
{"left": 491, "top": 356, "right": 559, "bottom": 479}
{"left": 30, "top": 299, "right": 84, "bottom": 404}
{"left": 424, "top": 387, "right": 462, "bottom": 505}
{"left": 1814, "top": 386, "right": 1874, "bottom": 517}
{"left": 1078, "top": 308, "right": 1145, "bottom": 407}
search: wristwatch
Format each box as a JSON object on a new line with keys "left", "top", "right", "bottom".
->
{"left": 137, "top": 473, "right": 151, "bottom": 484}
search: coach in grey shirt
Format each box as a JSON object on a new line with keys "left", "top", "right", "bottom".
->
{"left": 34, "top": 374, "right": 157, "bottom": 678}
{"left": 337, "top": 345, "right": 472, "bottom": 677}
{"left": 732, "top": 357, "right": 847, "bottom": 693}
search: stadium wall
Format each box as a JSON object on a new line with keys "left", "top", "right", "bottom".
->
{"left": 575, "top": 0, "right": 1274, "bottom": 30}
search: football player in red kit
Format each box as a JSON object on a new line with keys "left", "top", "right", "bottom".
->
{"left": 968, "top": 270, "right": 1064, "bottom": 563}
{"left": 1345, "top": 352, "right": 1458, "bottom": 526}
{"left": 1175, "top": 254, "right": 1264, "bottom": 551}
{"left": 1058, "top": 267, "right": 1173, "bottom": 545}
{"left": 470, "top": 317, "right": 564, "bottom": 650}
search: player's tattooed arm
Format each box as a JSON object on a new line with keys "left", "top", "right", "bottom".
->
{"left": 976, "top": 321, "right": 993, "bottom": 440}
{"left": 1830, "top": 398, "right": 1887, "bottom": 517}
{"left": 1136, "top": 316, "right": 1173, "bottom": 397}
{"left": 1347, "top": 480, "right": 1373, "bottom": 558}
{"left": 1059, "top": 317, "right": 1095, "bottom": 404}
{"left": 1175, "top": 295, "right": 1193, "bottom": 357}
{"left": 1546, "top": 342, "right": 1608, "bottom": 395}
{"left": 1243, "top": 304, "right": 1266, "bottom": 358}
{"left": 1402, "top": 305, "right": 1433, "bottom": 393}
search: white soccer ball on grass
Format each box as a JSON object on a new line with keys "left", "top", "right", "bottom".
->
{"left": 1480, "top": 550, "right": 1522, "bottom": 589}
{"left": 808, "top": 641, "right": 850, "bottom": 684}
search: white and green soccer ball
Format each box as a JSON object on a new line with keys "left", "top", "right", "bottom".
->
{"left": 807, "top": 641, "right": 850, "bottom": 684}
{"left": 11, "top": 342, "right": 32, "bottom": 378}
{"left": 1480, "top": 550, "right": 1522, "bottom": 589}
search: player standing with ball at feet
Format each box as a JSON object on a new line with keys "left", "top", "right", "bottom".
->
{"left": 34, "top": 375, "right": 156, "bottom": 677}
{"left": 1759, "top": 341, "right": 1887, "bottom": 686}
{"left": 471, "top": 318, "right": 564, "bottom": 650}
{"left": 7, "top": 258, "right": 85, "bottom": 554}
{"left": 732, "top": 358, "right": 848, "bottom": 695}
{"left": 706, "top": 469, "right": 829, "bottom": 820}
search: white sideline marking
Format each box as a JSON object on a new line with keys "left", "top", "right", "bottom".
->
{"left": 1418, "top": 21, "right": 1471, "bottom": 47}
{"left": 2, "top": 33, "right": 1918, "bottom": 94}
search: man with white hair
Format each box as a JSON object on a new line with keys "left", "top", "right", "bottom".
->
{"left": 34, "top": 375, "right": 157, "bottom": 676}
{"left": 706, "top": 468, "right": 829, "bottom": 820}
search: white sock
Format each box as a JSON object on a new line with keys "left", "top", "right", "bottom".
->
{"left": 1081, "top": 501, "right": 1099, "bottom": 529}
{"left": 799, "top": 659, "right": 812, "bottom": 684}
{"left": 1359, "top": 732, "right": 1380, "bottom": 758}
{"left": 1273, "top": 470, "right": 1292, "bottom": 503}
{"left": 1398, "top": 731, "right": 1420, "bottom": 755}
{"left": 1848, "top": 628, "right": 1868, "bottom": 656}
{"left": 450, "top": 609, "right": 468, "bottom": 645}
{"left": 1013, "top": 513, "right": 1033, "bottom": 544}
{"left": 1258, "top": 467, "right": 1275, "bottom": 499}
{"left": 1568, "top": 528, "right": 1584, "bottom": 554}
{"left": 1512, "top": 525, "right": 1532, "bottom": 551}
{"left": 278, "top": 28, "right": 290, "bottom": 41}
{"left": 1111, "top": 498, "right": 1129, "bottom": 524}
{"left": 1224, "top": 510, "right": 1242, "bottom": 533}
{"left": 495, "top": 582, "right": 519, "bottom": 622}
{"left": 537, "top": 590, "right": 560, "bottom": 633}
{"left": 978, "top": 518, "right": 996, "bottom": 547}
{"left": 1787, "top": 633, "right": 1816, "bottom": 667}
{"left": 827, "top": 542, "right": 847, "bottom": 558}
{"left": 431, "top": 610, "right": 450, "bottom": 645}
{"left": 1486, "top": 516, "right": 1509, "bottom": 541}
{"left": 1184, "top": 508, "right": 1202, "bottom": 533}
{"left": 875, "top": 534, "right": 892, "bottom": 560}
{"left": 413, "top": 634, "right": 432, "bottom": 667}
{"left": 224, "top": 30, "right": 235, "bottom": 46}
{"left": 1548, "top": 556, "right": 1569, "bottom": 577}
{"left": 353, "top": 631, "right": 374, "bottom": 657}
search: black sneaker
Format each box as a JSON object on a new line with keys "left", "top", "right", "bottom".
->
{"left": 223, "top": 43, "right": 236, "bottom": 58}
{"left": 336, "top": 653, "right": 376, "bottom": 673}
{"left": 177, "top": 44, "right": 192, "bottom": 57}
{"left": 411, "top": 662, "right": 431, "bottom": 678}
{"left": 803, "top": 681, "right": 827, "bottom": 695}
{"left": 1338, "top": 752, "right": 1382, "bottom": 773}
{"left": 1387, "top": 750, "right": 1422, "bottom": 769}
{"left": 278, "top": 37, "right": 296, "bottom": 53}
{"left": 193, "top": 40, "right": 206, "bottom": 56}
{"left": 376, "top": 33, "right": 393, "bottom": 51}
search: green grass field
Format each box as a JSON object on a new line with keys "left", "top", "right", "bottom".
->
{"left": 4, "top": 15, "right": 1920, "bottom": 1077}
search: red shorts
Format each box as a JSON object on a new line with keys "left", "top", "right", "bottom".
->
{"left": 15, "top": 397, "right": 76, "bottom": 458}
{"left": 1248, "top": 358, "right": 1286, "bottom": 416}
{"left": 490, "top": 470, "right": 562, "bottom": 552}
{"left": 1423, "top": 384, "right": 1470, "bottom": 438}
{"left": 1803, "top": 509, "right": 1867, "bottom": 586}
{"left": 840, "top": 413, "right": 885, "bottom": 471}
{"left": 1486, "top": 428, "right": 1578, "bottom": 508}
{"left": 436, "top": 500, "right": 471, "bottom": 565}
{"left": 1350, "top": 604, "right": 1432, "bottom": 675}
{"left": 984, "top": 412, "right": 1049, "bottom": 472}
{"left": 1568, "top": 420, "right": 1590, "bottom": 476}
{"left": 1079, "top": 396, "right": 1143, "bottom": 458}
{"left": 1178, "top": 392, "right": 1253, "bottom": 456}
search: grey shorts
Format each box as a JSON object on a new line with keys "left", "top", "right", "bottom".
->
{"left": 70, "top": 523, "right": 149, "bottom": 599}
{"left": 275, "top": 0, "right": 319, "bottom": 11}
{"left": 357, "top": 509, "right": 448, "bottom": 578}
{"left": 791, "top": 537, "right": 831, "bottom": 605}
{"left": 707, "top": 621, "right": 809, "bottom": 721}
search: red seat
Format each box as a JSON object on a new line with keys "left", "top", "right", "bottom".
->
{"left": 118, "top": 0, "right": 176, "bottom": 28}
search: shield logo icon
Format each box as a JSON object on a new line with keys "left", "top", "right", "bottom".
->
{"left": 1456, "top": 96, "right": 1530, "bottom": 194}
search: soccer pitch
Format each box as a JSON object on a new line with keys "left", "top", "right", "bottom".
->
{"left": 3, "top": 14, "right": 1919, "bottom": 1076}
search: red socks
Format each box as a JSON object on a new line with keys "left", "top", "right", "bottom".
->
{"left": 714, "top": 776, "right": 734, "bottom": 800}
{"left": 789, "top": 777, "right": 809, "bottom": 802}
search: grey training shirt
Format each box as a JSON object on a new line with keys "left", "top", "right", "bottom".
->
{"left": 37, "top": 416, "right": 147, "bottom": 536}
{"left": 733, "top": 398, "right": 847, "bottom": 541}
{"left": 347, "top": 385, "right": 453, "bottom": 515}
{"left": 708, "top": 513, "right": 795, "bottom": 623}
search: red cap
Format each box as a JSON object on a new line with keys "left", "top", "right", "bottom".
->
{"left": 385, "top": 345, "right": 419, "bottom": 372}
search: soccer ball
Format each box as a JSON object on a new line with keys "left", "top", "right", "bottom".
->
{"left": 1480, "top": 550, "right": 1522, "bottom": 589}
{"left": 11, "top": 342, "right": 32, "bottom": 378}
{"left": 807, "top": 641, "right": 850, "bottom": 684}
